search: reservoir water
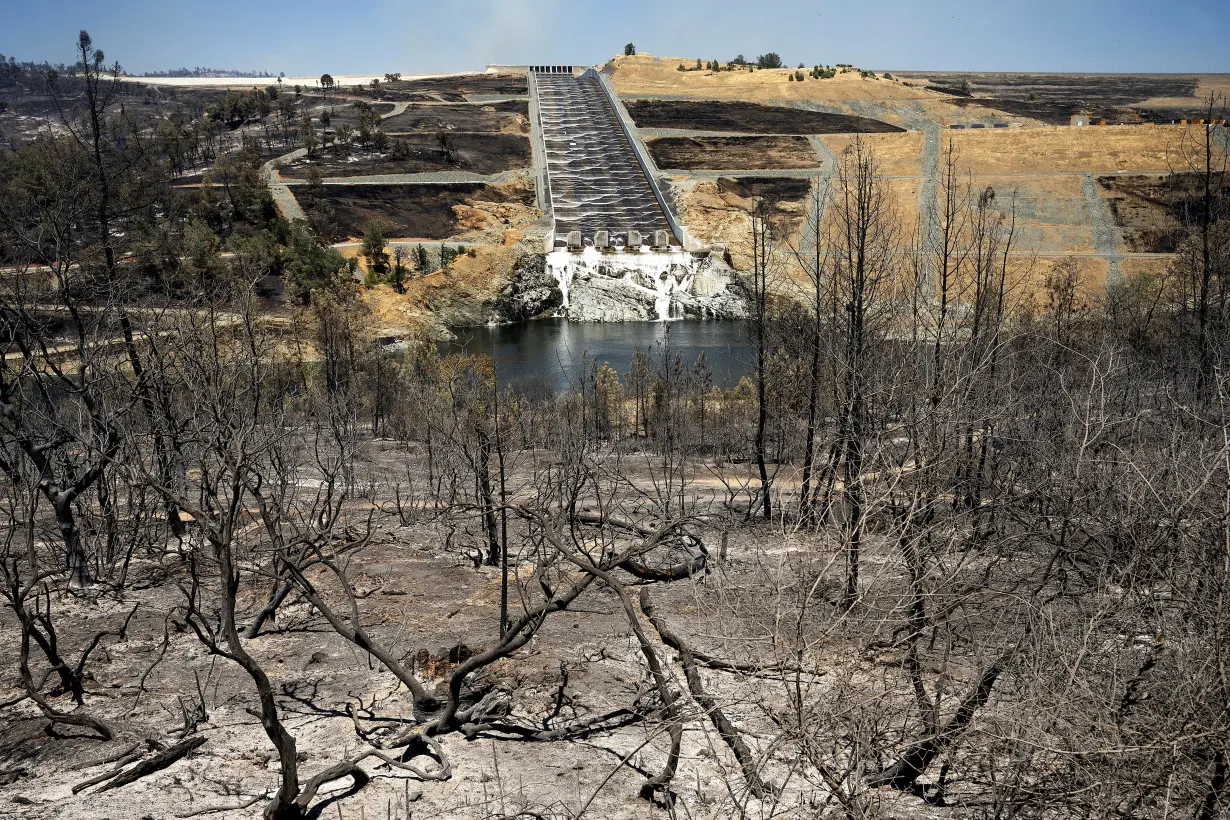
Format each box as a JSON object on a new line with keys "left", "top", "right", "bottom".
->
{"left": 439, "top": 319, "right": 755, "bottom": 392}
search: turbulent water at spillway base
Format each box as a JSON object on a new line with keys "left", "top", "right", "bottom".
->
{"left": 544, "top": 248, "right": 748, "bottom": 322}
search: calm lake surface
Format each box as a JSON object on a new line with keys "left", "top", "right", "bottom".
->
{"left": 439, "top": 319, "right": 756, "bottom": 392}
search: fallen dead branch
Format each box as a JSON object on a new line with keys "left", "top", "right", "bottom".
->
{"left": 176, "top": 792, "right": 268, "bottom": 817}
{"left": 639, "top": 588, "right": 778, "bottom": 799}
{"left": 74, "top": 735, "right": 206, "bottom": 794}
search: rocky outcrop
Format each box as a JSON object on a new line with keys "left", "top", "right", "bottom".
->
{"left": 491, "top": 252, "right": 562, "bottom": 321}
{"left": 365, "top": 242, "right": 749, "bottom": 338}
{"left": 545, "top": 248, "right": 749, "bottom": 322}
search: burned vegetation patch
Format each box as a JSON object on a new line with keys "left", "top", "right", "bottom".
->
{"left": 625, "top": 100, "right": 903, "bottom": 135}
{"left": 1098, "top": 173, "right": 1228, "bottom": 253}
{"left": 382, "top": 101, "right": 529, "bottom": 133}
{"left": 297, "top": 97, "right": 396, "bottom": 121}
{"left": 316, "top": 182, "right": 535, "bottom": 240}
{"left": 946, "top": 97, "right": 1146, "bottom": 126}
{"left": 280, "top": 133, "right": 531, "bottom": 178}
{"left": 897, "top": 72, "right": 1200, "bottom": 106}
{"left": 715, "top": 176, "right": 811, "bottom": 206}
{"left": 1135, "top": 106, "right": 1228, "bottom": 124}
{"left": 897, "top": 72, "right": 1207, "bottom": 125}
{"left": 381, "top": 74, "right": 528, "bottom": 102}
{"left": 647, "top": 135, "right": 818, "bottom": 170}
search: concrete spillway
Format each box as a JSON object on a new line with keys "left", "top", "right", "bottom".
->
{"left": 529, "top": 68, "right": 745, "bottom": 321}
{"left": 534, "top": 71, "right": 674, "bottom": 244}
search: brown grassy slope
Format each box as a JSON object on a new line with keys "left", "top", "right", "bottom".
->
{"left": 359, "top": 243, "right": 530, "bottom": 337}
{"left": 948, "top": 124, "right": 1191, "bottom": 175}
{"left": 611, "top": 54, "right": 942, "bottom": 102}
{"left": 606, "top": 53, "right": 1014, "bottom": 125}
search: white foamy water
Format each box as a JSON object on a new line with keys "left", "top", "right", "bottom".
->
{"left": 546, "top": 248, "right": 704, "bottom": 321}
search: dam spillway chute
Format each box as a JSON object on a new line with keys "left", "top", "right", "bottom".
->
{"left": 530, "top": 66, "right": 742, "bottom": 321}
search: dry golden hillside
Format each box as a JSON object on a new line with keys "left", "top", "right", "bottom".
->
{"left": 617, "top": 54, "right": 1221, "bottom": 295}
{"left": 607, "top": 53, "right": 1015, "bottom": 125}
{"left": 611, "top": 54, "right": 942, "bottom": 102}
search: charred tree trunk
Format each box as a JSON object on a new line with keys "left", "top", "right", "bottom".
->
{"left": 751, "top": 206, "right": 773, "bottom": 520}
{"left": 865, "top": 659, "right": 1004, "bottom": 790}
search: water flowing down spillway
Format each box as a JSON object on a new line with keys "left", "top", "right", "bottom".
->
{"left": 534, "top": 73, "right": 673, "bottom": 241}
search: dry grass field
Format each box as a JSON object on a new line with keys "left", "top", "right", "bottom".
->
{"left": 948, "top": 124, "right": 1191, "bottom": 175}
{"left": 613, "top": 54, "right": 949, "bottom": 102}
{"left": 612, "top": 55, "right": 1225, "bottom": 291}
{"left": 819, "top": 131, "right": 924, "bottom": 176}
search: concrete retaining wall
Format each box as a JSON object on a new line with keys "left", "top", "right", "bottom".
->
{"left": 527, "top": 70, "right": 556, "bottom": 250}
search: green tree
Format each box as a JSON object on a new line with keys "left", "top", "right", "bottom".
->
{"left": 299, "top": 112, "right": 317, "bottom": 155}
{"left": 362, "top": 221, "right": 389, "bottom": 274}
{"left": 626, "top": 348, "right": 652, "bottom": 437}
{"left": 624, "top": 43, "right": 635, "bottom": 56}
{"left": 391, "top": 245, "right": 408, "bottom": 293}
{"left": 757, "top": 52, "right": 782, "bottom": 69}
{"left": 285, "top": 221, "right": 348, "bottom": 301}
{"left": 437, "top": 132, "right": 455, "bottom": 163}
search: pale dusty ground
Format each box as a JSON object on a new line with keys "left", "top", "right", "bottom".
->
{"left": 0, "top": 521, "right": 717, "bottom": 820}
{"left": 0, "top": 448, "right": 959, "bottom": 820}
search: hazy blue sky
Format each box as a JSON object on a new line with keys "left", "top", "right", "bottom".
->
{"left": 3, "top": 0, "right": 1228, "bottom": 75}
